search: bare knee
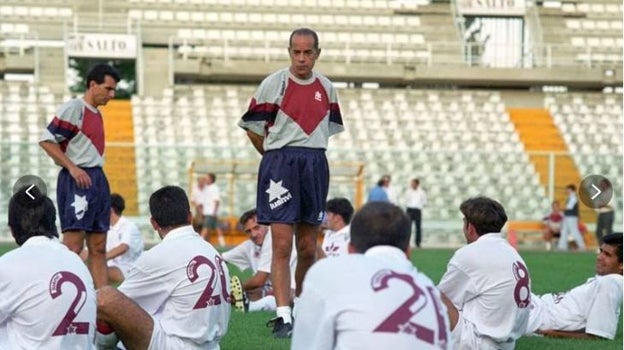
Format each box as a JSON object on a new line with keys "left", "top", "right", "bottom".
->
{"left": 86, "top": 234, "right": 107, "bottom": 256}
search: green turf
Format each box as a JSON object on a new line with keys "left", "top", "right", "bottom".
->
{"left": 1, "top": 244, "right": 621, "bottom": 349}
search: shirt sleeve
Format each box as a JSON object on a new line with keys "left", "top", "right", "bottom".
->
{"left": 222, "top": 242, "right": 252, "bottom": 271}
{"left": 238, "top": 74, "right": 280, "bottom": 136}
{"left": 40, "top": 100, "right": 82, "bottom": 144}
{"left": 327, "top": 84, "right": 344, "bottom": 136}
{"left": 291, "top": 274, "right": 336, "bottom": 350}
{"left": 584, "top": 277, "right": 622, "bottom": 339}
{"left": 256, "top": 238, "right": 272, "bottom": 274}
{"left": 0, "top": 267, "right": 14, "bottom": 325}
{"left": 437, "top": 260, "right": 475, "bottom": 310}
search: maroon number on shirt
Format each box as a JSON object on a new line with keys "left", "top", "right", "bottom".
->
{"left": 187, "top": 255, "right": 230, "bottom": 309}
{"left": 49, "top": 271, "right": 90, "bottom": 336}
{"left": 371, "top": 269, "right": 446, "bottom": 347}
{"left": 512, "top": 261, "right": 531, "bottom": 308}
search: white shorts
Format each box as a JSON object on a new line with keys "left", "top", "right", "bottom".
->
{"left": 148, "top": 319, "right": 220, "bottom": 350}
{"left": 452, "top": 316, "right": 515, "bottom": 350}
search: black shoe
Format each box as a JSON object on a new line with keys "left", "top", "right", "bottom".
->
{"left": 266, "top": 317, "right": 293, "bottom": 338}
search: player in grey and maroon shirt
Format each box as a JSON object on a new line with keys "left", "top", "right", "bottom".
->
{"left": 40, "top": 63, "right": 120, "bottom": 289}
{"left": 238, "top": 27, "right": 344, "bottom": 338}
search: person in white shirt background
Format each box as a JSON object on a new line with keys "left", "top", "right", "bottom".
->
{"left": 292, "top": 201, "right": 450, "bottom": 350}
{"left": 559, "top": 184, "right": 586, "bottom": 251}
{"left": 405, "top": 178, "right": 427, "bottom": 248}
{"left": 438, "top": 196, "right": 531, "bottom": 350}
{"left": 318, "top": 197, "right": 354, "bottom": 259}
{"left": 198, "top": 173, "right": 226, "bottom": 247}
{"left": 225, "top": 209, "right": 297, "bottom": 313}
{"left": 95, "top": 186, "right": 230, "bottom": 350}
{"left": 105, "top": 193, "right": 144, "bottom": 284}
{"left": 0, "top": 185, "right": 96, "bottom": 349}
{"left": 525, "top": 232, "right": 622, "bottom": 340}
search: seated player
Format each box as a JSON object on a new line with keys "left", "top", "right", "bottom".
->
{"left": 292, "top": 202, "right": 450, "bottom": 349}
{"left": 95, "top": 186, "right": 230, "bottom": 349}
{"left": 0, "top": 186, "right": 96, "bottom": 349}
{"left": 542, "top": 200, "right": 564, "bottom": 251}
{"left": 438, "top": 196, "right": 531, "bottom": 350}
{"left": 318, "top": 197, "right": 354, "bottom": 259}
{"left": 525, "top": 232, "right": 622, "bottom": 340}
{"left": 224, "top": 209, "right": 297, "bottom": 312}
{"left": 105, "top": 193, "right": 144, "bottom": 283}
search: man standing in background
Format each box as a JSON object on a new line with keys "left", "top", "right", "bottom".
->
{"left": 559, "top": 184, "right": 586, "bottom": 251}
{"left": 198, "top": 173, "right": 225, "bottom": 247}
{"left": 39, "top": 63, "right": 120, "bottom": 289}
{"left": 405, "top": 178, "right": 427, "bottom": 248}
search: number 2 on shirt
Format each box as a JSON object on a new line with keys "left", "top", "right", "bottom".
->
{"left": 187, "top": 255, "right": 230, "bottom": 309}
{"left": 49, "top": 271, "right": 90, "bottom": 336}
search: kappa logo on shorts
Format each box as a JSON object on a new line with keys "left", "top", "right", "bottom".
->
{"left": 71, "top": 194, "right": 88, "bottom": 220}
{"left": 266, "top": 179, "right": 292, "bottom": 210}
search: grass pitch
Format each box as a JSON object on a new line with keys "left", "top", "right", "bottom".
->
{"left": 0, "top": 244, "right": 620, "bottom": 350}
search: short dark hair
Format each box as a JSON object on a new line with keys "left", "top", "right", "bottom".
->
{"left": 603, "top": 233, "right": 623, "bottom": 263}
{"left": 289, "top": 28, "right": 319, "bottom": 50}
{"left": 149, "top": 186, "right": 190, "bottom": 228}
{"left": 566, "top": 184, "right": 576, "bottom": 191}
{"left": 110, "top": 193, "right": 125, "bottom": 216}
{"left": 85, "top": 63, "right": 120, "bottom": 89}
{"left": 460, "top": 196, "right": 508, "bottom": 236}
{"left": 326, "top": 198, "right": 354, "bottom": 224}
{"left": 239, "top": 208, "right": 257, "bottom": 227}
{"left": 207, "top": 173, "right": 216, "bottom": 182}
{"left": 350, "top": 202, "right": 410, "bottom": 253}
{"left": 8, "top": 185, "right": 58, "bottom": 246}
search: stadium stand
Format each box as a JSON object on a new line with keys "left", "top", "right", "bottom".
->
{"left": 0, "top": 0, "right": 621, "bottom": 248}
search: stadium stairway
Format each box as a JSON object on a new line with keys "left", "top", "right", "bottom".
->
{"left": 508, "top": 108, "right": 596, "bottom": 236}
{"left": 101, "top": 100, "right": 139, "bottom": 215}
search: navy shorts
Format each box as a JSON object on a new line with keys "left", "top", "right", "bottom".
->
{"left": 256, "top": 147, "right": 329, "bottom": 225}
{"left": 57, "top": 167, "right": 111, "bottom": 233}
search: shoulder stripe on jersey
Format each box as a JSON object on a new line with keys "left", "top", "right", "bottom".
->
{"left": 242, "top": 99, "right": 279, "bottom": 122}
{"left": 48, "top": 117, "right": 79, "bottom": 140}
{"left": 329, "top": 103, "right": 343, "bottom": 126}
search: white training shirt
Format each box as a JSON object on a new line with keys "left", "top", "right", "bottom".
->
{"left": 405, "top": 187, "right": 427, "bottom": 210}
{"left": 438, "top": 233, "right": 531, "bottom": 348}
{"left": 292, "top": 246, "right": 451, "bottom": 350}
{"left": 118, "top": 226, "right": 230, "bottom": 349}
{"left": 526, "top": 274, "right": 623, "bottom": 339}
{"left": 106, "top": 216, "right": 144, "bottom": 273}
{"left": 222, "top": 230, "right": 298, "bottom": 289}
{"left": 321, "top": 225, "right": 350, "bottom": 258}
{"left": 199, "top": 183, "right": 220, "bottom": 216}
{"left": 0, "top": 236, "right": 96, "bottom": 350}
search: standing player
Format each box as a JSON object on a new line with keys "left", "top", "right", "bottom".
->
{"left": 405, "top": 178, "right": 427, "bottom": 248}
{"left": 105, "top": 193, "right": 144, "bottom": 284}
{"left": 225, "top": 209, "right": 297, "bottom": 313}
{"left": 39, "top": 63, "right": 120, "bottom": 289}
{"left": 238, "top": 27, "right": 344, "bottom": 337}
{"left": 198, "top": 173, "right": 226, "bottom": 246}
{"left": 525, "top": 232, "right": 622, "bottom": 340}
{"left": 559, "top": 184, "right": 586, "bottom": 251}
{"left": 438, "top": 196, "right": 531, "bottom": 350}
{"left": 96, "top": 186, "right": 230, "bottom": 349}
{"left": 292, "top": 202, "right": 450, "bottom": 349}
{"left": 0, "top": 186, "right": 96, "bottom": 349}
{"left": 319, "top": 197, "right": 354, "bottom": 258}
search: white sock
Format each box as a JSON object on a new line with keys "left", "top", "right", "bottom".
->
{"left": 248, "top": 295, "right": 277, "bottom": 312}
{"left": 276, "top": 306, "right": 292, "bottom": 324}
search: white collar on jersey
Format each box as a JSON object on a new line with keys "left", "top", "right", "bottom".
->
{"left": 364, "top": 245, "right": 410, "bottom": 266}
{"left": 161, "top": 225, "right": 197, "bottom": 241}
{"left": 21, "top": 235, "right": 61, "bottom": 247}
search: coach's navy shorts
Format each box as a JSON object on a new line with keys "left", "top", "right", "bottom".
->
{"left": 256, "top": 147, "right": 329, "bottom": 225}
{"left": 57, "top": 167, "right": 110, "bottom": 233}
